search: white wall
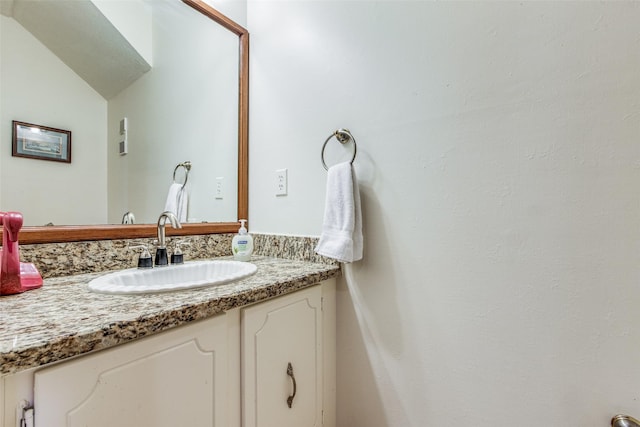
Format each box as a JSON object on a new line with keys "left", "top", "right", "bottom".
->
{"left": 107, "top": 0, "right": 239, "bottom": 224}
{"left": 247, "top": 2, "right": 640, "bottom": 426}
{"left": 209, "top": 0, "right": 246, "bottom": 28}
{"left": 0, "top": 16, "right": 107, "bottom": 226}
{"left": 92, "top": 0, "right": 153, "bottom": 66}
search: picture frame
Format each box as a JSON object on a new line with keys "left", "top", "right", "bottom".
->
{"left": 12, "top": 120, "right": 72, "bottom": 163}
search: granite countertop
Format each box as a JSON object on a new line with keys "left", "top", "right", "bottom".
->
{"left": 0, "top": 256, "right": 340, "bottom": 375}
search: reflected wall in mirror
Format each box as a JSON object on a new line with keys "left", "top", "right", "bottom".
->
{"left": 107, "top": 0, "right": 239, "bottom": 225}
{"left": 0, "top": 0, "right": 249, "bottom": 243}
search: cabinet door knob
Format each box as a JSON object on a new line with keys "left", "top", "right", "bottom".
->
{"left": 286, "top": 362, "right": 297, "bottom": 408}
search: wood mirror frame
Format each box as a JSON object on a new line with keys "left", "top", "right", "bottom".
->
{"left": 19, "top": 0, "right": 249, "bottom": 245}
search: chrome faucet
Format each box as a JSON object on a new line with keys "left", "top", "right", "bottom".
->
{"left": 155, "top": 211, "right": 182, "bottom": 266}
{"left": 121, "top": 211, "right": 135, "bottom": 224}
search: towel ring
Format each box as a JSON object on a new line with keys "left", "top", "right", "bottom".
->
{"left": 321, "top": 129, "right": 357, "bottom": 171}
{"left": 173, "top": 161, "right": 191, "bottom": 188}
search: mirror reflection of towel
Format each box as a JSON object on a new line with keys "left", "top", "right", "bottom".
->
{"left": 315, "top": 162, "right": 363, "bottom": 263}
{"left": 164, "top": 183, "right": 188, "bottom": 222}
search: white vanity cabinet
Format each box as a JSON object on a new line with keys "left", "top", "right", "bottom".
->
{"left": 242, "top": 282, "right": 336, "bottom": 427}
{"left": 0, "top": 279, "right": 335, "bottom": 427}
{"left": 32, "top": 313, "right": 231, "bottom": 427}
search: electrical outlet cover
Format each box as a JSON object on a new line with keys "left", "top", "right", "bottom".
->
{"left": 275, "top": 169, "right": 288, "bottom": 196}
{"left": 215, "top": 177, "right": 224, "bottom": 199}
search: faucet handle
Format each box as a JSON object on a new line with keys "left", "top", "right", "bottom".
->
{"left": 170, "top": 240, "right": 188, "bottom": 265}
{"left": 129, "top": 244, "right": 153, "bottom": 269}
{"left": 172, "top": 240, "right": 190, "bottom": 254}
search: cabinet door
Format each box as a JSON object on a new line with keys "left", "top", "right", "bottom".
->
{"left": 34, "top": 314, "right": 230, "bottom": 427}
{"left": 242, "top": 286, "right": 323, "bottom": 427}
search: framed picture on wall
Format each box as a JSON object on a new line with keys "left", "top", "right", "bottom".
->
{"left": 12, "top": 120, "right": 72, "bottom": 163}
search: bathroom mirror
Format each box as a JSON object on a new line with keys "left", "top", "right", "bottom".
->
{"left": 1, "top": 0, "right": 248, "bottom": 244}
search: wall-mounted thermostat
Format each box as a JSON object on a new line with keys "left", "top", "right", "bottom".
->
{"left": 119, "top": 117, "right": 128, "bottom": 155}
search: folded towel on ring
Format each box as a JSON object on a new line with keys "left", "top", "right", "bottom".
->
{"left": 315, "top": 162, "right": 363, "bottom": 263}
{"left": 164, "top": 182, "right": 188, "bottom": 222}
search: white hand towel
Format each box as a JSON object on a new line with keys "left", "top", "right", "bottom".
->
{"left": 315, "top": 162, "right": 363, "bottom": 263}
{"left": 164, "top": 183, "right": 188, "bottom": 222}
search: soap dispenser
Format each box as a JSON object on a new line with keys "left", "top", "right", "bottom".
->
{"left": 232, "top": 219, "right": 253, "bottom": 261}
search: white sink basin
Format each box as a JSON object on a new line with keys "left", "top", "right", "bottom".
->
{"left": 88, "top": 260, "right": 257, "bottom": 295}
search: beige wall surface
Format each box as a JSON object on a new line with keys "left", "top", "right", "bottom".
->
{"left": 247, "top": 2, "right": 640, "bottom": 426}
{"left": 1, "top": 16, "right": 108, "bottom": 226}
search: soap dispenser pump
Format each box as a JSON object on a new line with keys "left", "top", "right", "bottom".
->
{"left": 232, "top": 219, "right": 253, "bottom": 262}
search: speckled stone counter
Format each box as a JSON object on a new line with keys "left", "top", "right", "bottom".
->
{"left": 0, "top": 256, "right": 340, "bottom": 375}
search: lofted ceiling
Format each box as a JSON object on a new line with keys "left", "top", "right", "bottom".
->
{"left": 2, "top": 0, "right": 151, "bottom": 99}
